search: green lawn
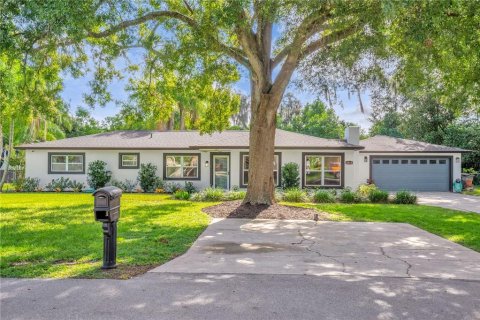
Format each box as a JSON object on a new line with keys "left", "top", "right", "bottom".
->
{"left": 0, "top": 193, "right": 216, "bottom": 279}
{"left": 295, "top": 203, "right": 480, "bottom": 252}
{"left": 463, "top": 186, "right": 480, "bottom": 196}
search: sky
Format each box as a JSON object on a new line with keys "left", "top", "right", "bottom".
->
{"left": 60, "top": 48, "right": 373, "bottom": 131}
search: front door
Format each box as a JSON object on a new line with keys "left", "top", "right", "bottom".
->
{"left": 212, "top": 154, "right": 229, "bottom": 189}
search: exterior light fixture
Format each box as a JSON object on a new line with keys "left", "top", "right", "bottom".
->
{"left": 456, "top": 157, "right": 460, "bottom": 163}
{"left": 364, "top": 156, "right": 368, "bottom": 162}
{"left": 205, "top": 160, "right": 209, "bottom": 167}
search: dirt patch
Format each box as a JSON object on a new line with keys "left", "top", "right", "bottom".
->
{"left": 76, "top": 264, "right": 158, "bottom": 280}
{"left": 202, "top": 200, "right": 331, "bottom": 220}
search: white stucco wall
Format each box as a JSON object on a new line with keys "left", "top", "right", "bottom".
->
{"left": 25, "top": 148, "right": 359, "bottom": 190}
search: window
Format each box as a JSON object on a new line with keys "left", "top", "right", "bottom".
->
{"left": 439, "top": 159, "right": 447, "bottom": 164}
{"left": 411, "top": 160, "right": 418, "bottom": 164}
{"left": 429, "top": 159, "right": 437, "bottom": 164}
{"left": 164, "top": 154, "right": 200, "bottom": 180}
{"left": 420, "top": 159, "right": 427, "bottom": 164}
{"left": 401, "top": 159, "right": 408, "bottom": 164}
{"left": 304, "top": 154, "right": 342, "bottom": 187}
{"left": 241, "top": 153, "right": 281, "bottom": 187}
{"left": 49, "top": 153, "right": 85, "bottom": 173}
{"left": 382, "top": 159, "right": 390, "bottom": 164}
{"left": 119, "top": 153, "right": 139, "bottom": 169}
{"left": 372, "top": 159, "right": 380, "bottom": 164}
{"left": 392, "top": 159, "right": 399, "bottom": 164}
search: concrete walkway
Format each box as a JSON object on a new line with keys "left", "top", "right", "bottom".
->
{"left": 417, "top": 192, "right": 480, "bottom": 213}
{"left": 152, "top": 219, "right": 480, "bottom": 280}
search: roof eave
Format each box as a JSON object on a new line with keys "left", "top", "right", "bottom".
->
{"left": 359, "top": 150, "right": 469, "bottom": 153}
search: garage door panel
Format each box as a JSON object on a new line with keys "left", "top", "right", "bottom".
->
{"left": 372, "top": 158, "right": 450, "bottom": 192}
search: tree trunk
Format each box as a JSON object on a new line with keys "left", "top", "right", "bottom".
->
{"left": 243, "top": 89, "right": 280, "bottom": 205}
{"left": 179, "top": 104, "right": 185, "bottom": 130}
{"left": 44, "top": 118, "right": 48, "bottom": 141}
{"left": 0, "top": 120, "right": 14, "bottom": 192}
{"left": 167, "top": 114, "right": 174, "bottom": 130}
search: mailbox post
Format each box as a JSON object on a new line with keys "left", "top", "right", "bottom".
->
{"left": 93, "top": 186, "right": 122, "bottom": 269}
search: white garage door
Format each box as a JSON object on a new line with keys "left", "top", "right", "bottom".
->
{"left": 371, "top": 157, "right": 450, "bottom": 191}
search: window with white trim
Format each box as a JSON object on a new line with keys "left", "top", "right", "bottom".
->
{"left": 304, "top": 154, "right": 342, "bottom": 187}
{"left": 241, "top": 154, "right": 280, "bottom": 187}
{"left": 119, "top": 153, "right": 139, "bottom": 168}
{"left": 165, "top": 155, "right": 199, "bottom": 179}
{"left": 50, "top": 154, "right": 84, "bottom": 173}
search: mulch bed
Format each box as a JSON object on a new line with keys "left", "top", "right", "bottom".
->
{"left": 202, "top": 200, "right": 332, "bottom": 220}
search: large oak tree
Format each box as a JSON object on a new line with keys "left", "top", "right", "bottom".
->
{"left": 78, "top": 0, "right": 385, "bottom": 204}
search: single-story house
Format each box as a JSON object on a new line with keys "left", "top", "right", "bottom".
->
{"left": 16, "top": 127, "right": 467, "bottom": 192}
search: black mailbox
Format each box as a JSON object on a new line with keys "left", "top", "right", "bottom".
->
{"left": 93, "top": 186, "right": 122, "bottom": 269}
{"left": 93, "top": 186, "right": 122, "bottom": 222}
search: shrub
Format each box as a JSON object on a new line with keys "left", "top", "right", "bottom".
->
{"left": 393, "top": 190, "right": 417, "bottom": 204}
{"left": 184, "top": 181, "right": 198, "bottom": 194}
{"left": 232, "top": 185, "right": 240, "bottom": 192}
{"left": 339, "top": 188, "right": 360, "bottom": 203}
{"left": 12, "top": 178, "right": 24, "bottom": 192}
{"left": 46, "top": 177, "right": 71, "bottom": 192}
{"left": 368, "top": 189, "right": 389, "bottom": 203}
{"left": 109, "top": 179, "right": 127, "bottom": 191}
{"left": 357, "top": 183, "right": 378, "bottom": 198}
{"left": 202, "top": 187, "right": 225, "bottom": 201}
{"left": 190, "top": 192, "right": 203, "bottom": 201}
{"left": 174, "top": 190, "right": 191, "bottom": 200}
{"left": 281, "top": 162, "right": 300, "bottom": 189}
{"left": 163, "top": 181, "right": 181, "bottom": 194}
{"left": 313, "top": 190, "right": 336, "bottom": 203}
{"left": 69, "top": 180, "right": 84, "bottom": 192}
{"left": 283, "top": 188, "right": 307, "bottom": 202}
{"left": 123, "top": 179, "right": 137, "bottom": 193}
{"left": 224, "top": 190, "right": 246, "bottom": 201}
{"left": 20, "top": 177, "right": 40, "bottom": 192}
{"left": 87, "top": 160, "right": 111, "bottom": 189}
{"left": 137, "top": 163, "right": 159, "bottom": 192}
{"left": 109, "top": 179, "right": 137, "bottom": 192}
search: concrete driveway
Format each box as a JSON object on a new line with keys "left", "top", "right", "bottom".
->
{"left": 151, "top": 219, "right": 480, "bottom": 280}
{"left": 3, "top": 219, "right": 480, "bottom": 320}
{"left": 417, "top": 192, "right": 480, "bottom": 213}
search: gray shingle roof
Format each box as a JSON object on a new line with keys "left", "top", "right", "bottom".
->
{"left": 360, "top": 135, "right": 468, "bottom": 153}
{"left": 16, "top": 129, "right": 363, "bottom": 150}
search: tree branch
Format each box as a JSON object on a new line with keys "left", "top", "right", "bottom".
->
{"left": 272, "top": 16, "right": 329, "bottom": 69}
{"left": 300, "top": 26, "right": 357, "bottom": 59}
{"left": 87, "top": 10, "right": 250, "bottom": 68}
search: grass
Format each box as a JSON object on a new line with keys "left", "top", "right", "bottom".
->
{"left": 463, "top": 186, "right": 480, "bottom": 196}
{"left": 293, "top": 202, "right": 480, "bottom": 252}
{"left": 0, "top": 193, "right": 217, "bottom": 279}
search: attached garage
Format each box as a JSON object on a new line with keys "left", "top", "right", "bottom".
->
{"left": 371, "top": 157, "right": 451, "bottom": 191}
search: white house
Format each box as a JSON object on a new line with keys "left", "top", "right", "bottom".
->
{"left": 17, "top": 127, "right": 467, "bottom": 192}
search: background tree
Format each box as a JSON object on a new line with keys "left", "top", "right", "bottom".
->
{"left": 279, "top": 99, "right": 354, "bottom": 139}
{"left": 66, "top": 107, "right": 104, "bottom": 137}
{"left": 230, "top": 94, "right": 250, "bottom": 129}
{"left": 277, "top": 93, "right": 302, "bottom": 127}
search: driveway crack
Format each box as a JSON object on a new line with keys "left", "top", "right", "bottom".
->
{"left": 380, "top": 247, "right": 412, "bottom": 277}
{"left": 292, "top": 230, "right": 346, "bottom": 273}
